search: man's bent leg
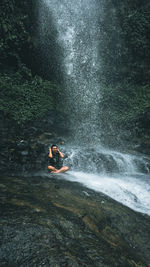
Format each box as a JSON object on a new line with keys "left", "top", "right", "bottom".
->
{"left": 48, "top": 165, "right": 57, "bottom": 172}
{"left": 55, "top": 166, "right": 69, "bottom": 173}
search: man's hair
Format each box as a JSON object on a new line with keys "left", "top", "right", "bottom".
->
{"left": 51, "top": 144, "right": 57, "bottom": 149}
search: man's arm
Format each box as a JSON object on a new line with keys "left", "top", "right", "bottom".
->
{"left": 48, "top": 147, "right": 53, "bottom": 158}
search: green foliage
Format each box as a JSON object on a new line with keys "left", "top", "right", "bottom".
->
{"left": 100, "top": 83, "right": 150, "bottom": 138}
{"left": 0, "top": 71, "right": 58, "bottom": 123}
{"left": 0, "top": 0, "right": 65, "bottom": 125}
{"left": 97, "top": 0, "right": 150, "bottom": 146}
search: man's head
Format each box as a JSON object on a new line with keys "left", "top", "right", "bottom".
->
{"left": 51, "top": 145, "right": 58, "bottom": 154}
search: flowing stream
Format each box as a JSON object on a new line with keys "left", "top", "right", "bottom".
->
{"left": 62, "top": 145, "right": 150, "bottom": 215}
{"left": 38, "top": 0, "right": 150, "bottom": 215}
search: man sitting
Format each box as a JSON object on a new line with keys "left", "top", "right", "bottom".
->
{"left": 48, "top": 145, "right": 69, "bottom": 173}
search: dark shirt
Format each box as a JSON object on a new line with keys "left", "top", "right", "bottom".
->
{"left": 48, "top": 152, "right": 63, "bottom": 169}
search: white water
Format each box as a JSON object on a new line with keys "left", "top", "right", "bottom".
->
{"left": 38, "top": 1, "right": 150, "bottom": 215}
{"left": 38, "top": 0, "right": 102, "bottom": 141}
{"left": 60, "top": 145, "right": 150, "bottom": 215}
{"left": 62, "top": 171, "right": 150, "bottom": 215}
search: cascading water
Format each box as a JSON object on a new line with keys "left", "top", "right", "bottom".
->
{"left": 39, "top": 0, "right": 102, "bottom": 142}
{"left": 38, "top": 0, "right": 150, "bottom": 215}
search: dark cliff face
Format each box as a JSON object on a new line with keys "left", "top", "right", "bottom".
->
{"left": 0, "top": 175, "right": 150, "bottom": 266}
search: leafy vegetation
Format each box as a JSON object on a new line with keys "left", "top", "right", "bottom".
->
{"left": 0, "top": 71, "right": 59, "bottom": 123}
{"left": 98, "top": 0, "right": 150, "bottom": 147}
{"left": 0, "top": 0, "right": 63, "bottom": 124}
{"left": 100, "top": 83, "right": 150, "bottom": 133}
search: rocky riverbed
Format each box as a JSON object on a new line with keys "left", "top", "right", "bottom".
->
{"left": 0, "top": 174, "right": 150, "bottom": 266}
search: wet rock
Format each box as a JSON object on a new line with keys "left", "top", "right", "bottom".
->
{"left": 0, "top": 116, "right": 70, "bottom": 174}
{"left": 38, "top": 132, "right": 55, "bottom": 143}
{"left": 134, "top": 143, "right": 150, "bottom": 156}
{"left": 133, "top": 156, "right": 150, "bottom": 173}
{"left": 20, "top": 151, "right": 29, "bottom": 156}
{"left": 0, "top": 175, "right": 150, "bottom": 267}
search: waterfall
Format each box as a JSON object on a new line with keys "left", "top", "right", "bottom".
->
{"left": 38, "top": 0, "right": 102, "bottom": 143}
{"left": 38, "top": 1, "right": 150, "bottom": 215}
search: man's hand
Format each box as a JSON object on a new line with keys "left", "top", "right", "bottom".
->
{"left": 58, "top": 149, "right": 64, "bottom": 158}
